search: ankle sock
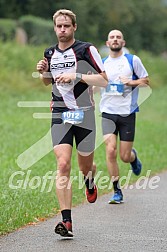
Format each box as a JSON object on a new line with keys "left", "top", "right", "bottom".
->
{"left": 61, "top": 209, "right": 72, "bottom": 223}
{"left": 113, "top": 180, "right": 120, "bottom": 192}
{"left": 84, "top": 176, "right": 94, "bottom": 194}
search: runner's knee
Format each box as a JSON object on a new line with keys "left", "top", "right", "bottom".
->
{"left": 57, "top": 159, "right": 71, "bottom": 176}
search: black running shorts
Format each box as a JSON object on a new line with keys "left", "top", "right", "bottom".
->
{"left": 51, "top": 108, "right": 96, "bottom": 153}
{"left": 102, "top": 112, "right": 136, "bottom": 141}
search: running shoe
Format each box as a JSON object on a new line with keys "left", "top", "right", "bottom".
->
{"left": 130, "top": 148, "right": 142, "bottom": 176}
{"left": 108, "top": 190, "right": 123, "bottom": 204}
{"left": 85, "top": 185, "right": 97, "bottom": 203}
{"left": 54, "top": 221, "right": 73, "bottom": 237}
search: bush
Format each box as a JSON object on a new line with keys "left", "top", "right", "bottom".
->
{"left": 0, "top": 19, "right": 17, "bottom": 41}
{"left": 18, "top": 15, "right": 56, "bottom": 45}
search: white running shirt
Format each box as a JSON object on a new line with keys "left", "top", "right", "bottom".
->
{"left": 100, "top": 53, "right": 148, "bottom": 115}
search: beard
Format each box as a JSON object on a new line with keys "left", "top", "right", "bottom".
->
{"left": 109, "top": 43, "right": 122, "bottom": 52}
{"left": 110, "top": 46, "right": 122, "bottom": 52}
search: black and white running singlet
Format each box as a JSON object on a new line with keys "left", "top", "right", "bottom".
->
{"left": 44, "top": 40, "right": 104, "bottom": 113}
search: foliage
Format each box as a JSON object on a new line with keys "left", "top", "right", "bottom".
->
{"left": 0, "top": 0, "right": 167, "bottom": 54}
{"left": 0, "top": 19, "right": 17, "bottom": 41}
{"left": 18, "top": 15, "right": 56, "bottom": 45}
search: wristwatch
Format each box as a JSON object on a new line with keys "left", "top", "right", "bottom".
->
{"left": 75, "top": 73, "right": 82, "bottom": 82}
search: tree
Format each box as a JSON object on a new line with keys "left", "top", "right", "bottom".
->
{"left": 0, "top": 0, "right": 166, "bottom": 54}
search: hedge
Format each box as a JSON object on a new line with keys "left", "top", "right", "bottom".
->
{"left": 18, "top": 15, "right": 56, "bottom": 45}
{"left": 0, "top": 19, "right": 17, "bottom": 41}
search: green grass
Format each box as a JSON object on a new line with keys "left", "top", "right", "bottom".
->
{"left": 0, "top": 42, "right": 167, "bottom": 235}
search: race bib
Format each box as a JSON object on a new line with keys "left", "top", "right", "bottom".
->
{"left": 106, "top": 82, "right": 124, "bottom": 95}
{"left": 62, "top": 109, "right": 84, "bottom": 124}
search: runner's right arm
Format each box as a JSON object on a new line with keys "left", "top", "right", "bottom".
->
{"left": 36, "top": 57, "right": 52, "bottom": 86}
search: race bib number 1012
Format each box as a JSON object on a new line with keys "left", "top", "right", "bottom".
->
{"left": 62, "top": 109, "right": 84, "bottom": 124}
